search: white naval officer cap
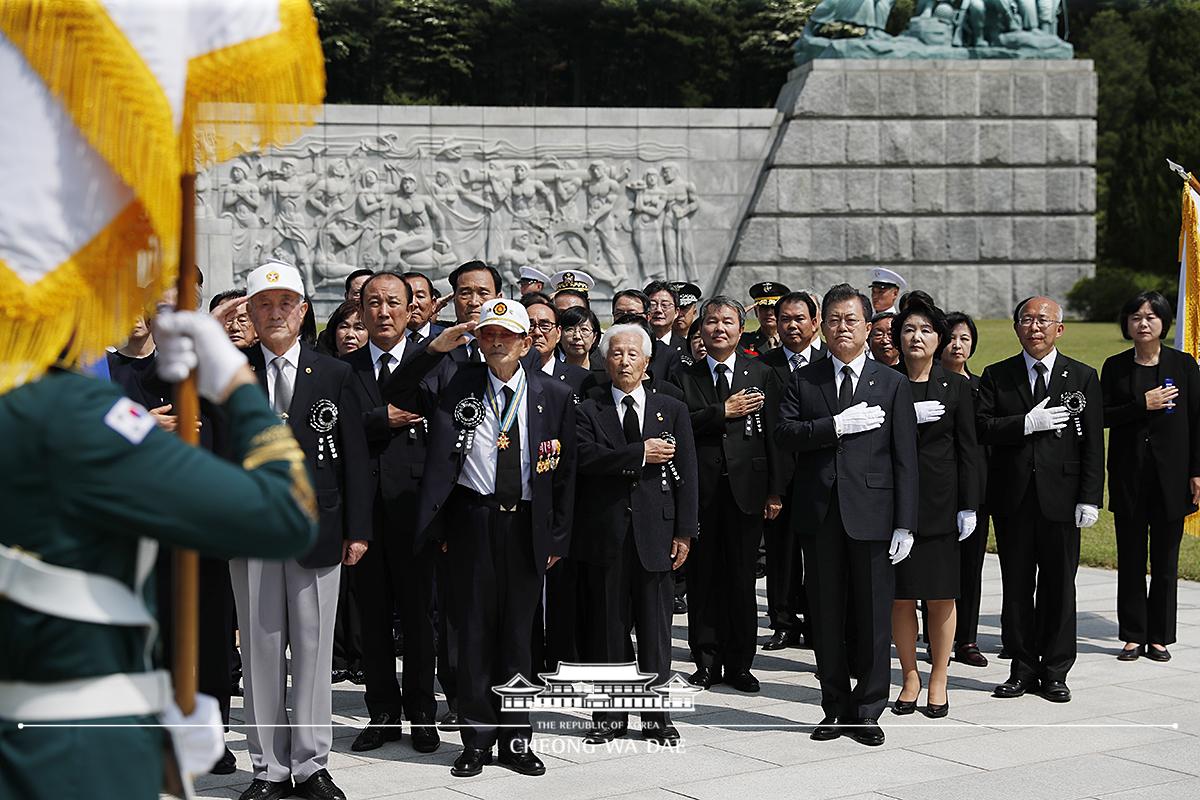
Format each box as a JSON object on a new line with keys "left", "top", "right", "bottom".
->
{"left": 476, "top": 298, "right": 530, "bottom": 335}
{"left": 246, "top": 261, "right": 305, "bottom": 299}
{"left": 519, "top": 266, "right": 552, "bottom": 285}
{"left": 549, "top": 269, "right": 595, "bottom": 294}
{"left": 869, "top": 267, "right": 907, "bottom": 291}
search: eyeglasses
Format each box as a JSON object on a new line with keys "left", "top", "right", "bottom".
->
{"left": 1017, "top": 316, "right": 1061, "bottom": 329}
{"left": 824, "top": 316, "right": 862, "bottom": 329}
{"left": 648, "top": 300, "right": 675, "bottom": 310}
{"left": 563, "top": 326, "right": 594, "bottom": 338}
{"left": 225, "top": 314, "right": 251, "bottom": 329}
{"left": 529, "top": 321, "right": 558, "bottom": 333}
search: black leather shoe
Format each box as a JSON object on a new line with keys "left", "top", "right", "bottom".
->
{"left": 810, "top": 716, "right": 841, "bottom": 741}
{"left": 1145, "top": 645, "right": 1172, "bottom": 663}
{"left": 584, "top": 722, "right": 628, "bottom": 744}
{"left": 347, "top": 669, "right": 366, "bottom": 686}
{"left": 293, "top": 769, "right": 346, "bottom": 800}
{"left": 450, "top": 748, "right": 492, "bottom": 778}
{"left": 993, "top": 678, "right": 1038, "bottom": 698}
{"left": 438, "top": 705, "right": 462, "bottom": 731}
{"left": 1117, "top": 645, "right": 1143, "bottom": 662}
{"left": 672, "top": 596, "right": 688, "bottom": 615}
{"left": 892, "top": 697, "right": 918, "bottom": 715}
{"left": 409, "top": 712, "right": 441, "bottom": 753}
{"left": 847, "top": 718, "right": 885, "bottom": 747}
{"left": 726, "top": 669, "right": 760, "bottom": 693}
{"left": 331, "top": 669, "right": 349, "bottom": 684}
{"left": 997, "top": 647, "right": 1011, "bottom": 659}
{"left": 688, "top": 666, "right": 721, "bottom": 688}
{"left": 763, "top": 630, "right": 803, "bottom": 650}
{"left": 1040, "top": 680, "right": 1072, "bottom": 703}
{"left": 924, "top": 701, "right": 949, "bottom": 719}
{"left": 351, "top": 712, "right": 403, "bottom": 752}
{"left": 210, "top": 746, "right": 237, "bottom": 775}
{"left": 238, "top": 778, "right": 292, "bottom": 800}
{"left": 955, "top": 643, "right": 988, "bottom": 668}
{"left": 497, "top": 751, "right": 545, "bottom": 776}
{"left": 641, "top": 720, "right": 680, "bottom": 745}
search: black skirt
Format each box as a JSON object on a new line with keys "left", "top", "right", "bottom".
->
{"left": 895, "top": 532, "right": 961, "bottom": 600}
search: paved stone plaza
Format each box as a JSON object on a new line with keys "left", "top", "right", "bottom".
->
{"left": 195, "top": 555, "right": 1200, "bottom": 800}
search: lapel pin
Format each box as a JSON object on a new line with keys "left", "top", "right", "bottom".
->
{"left": 742, "top": 370, "right": 749, "bottom": 376}
{"left": 942, "top": 381, "right": 948, "bottom": 387}
{"left": 656, "top": 411, "right": 664, "bottom": 421}
{"left": 305, "top": 366, "right": 312, "bottom": 374}
{"left": 1061, "top": 370, "right": 1068, "bottom": 378}
{"left": 868, "top": 379, "right": 875, "bottom": 387}
{"left": 537, "top": 404, "right": 543, "bottom": 413}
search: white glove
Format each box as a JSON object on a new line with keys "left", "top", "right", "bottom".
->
{"left": 1024, "top": 397, "right": 1070, "bottom": 435}
{"left": 956, "top": 509, "right": 977, "bottom": 541}
{"left": 834, "top": 402, "right": 886, "bottom": 437}
{"left": 888, "top": 529, "right": 914, "bottom": 565}
{"left": 1075, "top": 503, "right": 1099, "bottom": 528}
{"left": 914, "top": 400, "right": 946, "bottom": 425}
{"left": 155, "top": 310, "right": 248, "bottom": 402}
{"left": 160, "top": 693, "right": 224, "bottom": 776}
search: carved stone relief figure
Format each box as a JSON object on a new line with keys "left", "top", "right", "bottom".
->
{"left": 660, "top": 162, "right": 698, "bottom": 281}
{"left": 628, "top": 169, "right": 666, "bottom": 286}
{"left": 582, "top": 159, "right": 629, "bottom": 289}
{"left": 221, "top": 163, "right": 261, "bottom": 260}
{"left": 379, "top": 172, "right": 457, "bottom": 280}
{"left": 497, "top": 229, "right": 549, "bottom": 287}
{"left": 506, "top": 161, "right": 557, "bottom": 227}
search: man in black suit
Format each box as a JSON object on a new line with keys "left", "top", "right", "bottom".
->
{"left": 758, "top": 290, "right": 827, "bottom": 651}
{"left": 645, "top": 281, "right": 688, "bottom": 357}
{"left": 774, "top": 283, "right": 919, "bottom": 748}
{"left": 612, "top": 289, "right": 684, "bottom": 384}
{"left": 340, "top": 272, "right": 441, "bottom": 755}
{"left": 673, "top": 296, "right": 785, "bottom": 693}
{"left": 574, "top": 323, "right": 699, "bottom": 746}
{"left": 446, "top": 261, "right": 504, "bottom": 365}
{"left": 977, "top": 296, "right": 1103, "bottom": 703}
{"left": 236, "top": 262, "right": 372, "bottom": 800}
{"left": 521, "top": 293, "right": 590, "bottom": 394}
{"left": 402, "top": 271, "right": 446, "bottom": 344}
{"left": 384, "top": 298, "right": 576, "bottom": 779}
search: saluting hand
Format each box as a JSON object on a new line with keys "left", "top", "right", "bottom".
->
{"left": 427, "top": 321, "right": 477, "bottom": 354}
{"left": 643, "top": 437, "right": 676, "bottom": 464}
{"left": 724, "top": 388, "right": 764, "bottom": 419}
{"left": 670, "top": 537, "right": 691, "bottom": 570}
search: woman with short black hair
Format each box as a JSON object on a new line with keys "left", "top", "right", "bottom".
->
{"left": 1101, "top": 290, "right": 1200, "bottom": 663}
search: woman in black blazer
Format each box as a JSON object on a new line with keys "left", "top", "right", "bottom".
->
{"left": 891, "top": 299, "right": 983, "bottom": 717}
{"left": 1101, "top": 291, "right": 1200, "bottom": 663}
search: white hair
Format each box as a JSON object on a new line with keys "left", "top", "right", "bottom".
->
{"left": 598, "top": 324, "right": 653, "bottom": 359}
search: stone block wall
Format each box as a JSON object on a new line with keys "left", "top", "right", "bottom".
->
{"left": 720, "top": 60, "right": 1097, "bottom": 318}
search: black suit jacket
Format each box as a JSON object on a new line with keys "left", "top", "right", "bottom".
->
{"left": 1102, "top": 345, "right": 1200, "bottom": 520}
{"left": 573, "top": 382, "right": 699, "bottom": 571}
{"left": 248, "top": 344, "right": 372, "bottom": 568}
{"left": 759, "top": 342, "right": 828, "bottom": 489}
{"left": 774, "top": 354, "right": 919, "bottom": 541}
{"left": 672, "top": 354, "right": 786, "bottom": 515}
{"left": 384, "top": 347, "right": 577, "bottom": 575}
{"left": 902, "top": 363, "right": 983, "bottom": 536}
{"left": 977, "top": 351, "right": 1104, "bottom": 522}
{"left": 342, "top": 344, "right": 427, "bottom": 518}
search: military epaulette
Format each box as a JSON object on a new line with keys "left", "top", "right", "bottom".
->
{"left": 243, "top": 424, "right": 317, "bottom": 521}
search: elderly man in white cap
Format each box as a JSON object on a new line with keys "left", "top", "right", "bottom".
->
{"left": 235, "top": 261, "right": 372, "bottom": 800}
{"left": 869, "top": 268, "right": 908, "bottom": 315}
{"left": 382, "top": 298, "right": 577, "bottom": 778}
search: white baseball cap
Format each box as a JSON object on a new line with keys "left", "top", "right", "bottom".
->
{"left": 246, "top": 261, "right": 305, "bottom": 299}
{"left": 476, "top": 298, "right": 530, "bottom": 334}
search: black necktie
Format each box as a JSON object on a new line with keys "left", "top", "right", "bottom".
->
{"left": 790, "top": 352, "right": 804, "bottom": 372}
{"left": 494, "top": 386, "right": 522, "bottom": 507}
{"left": 376, "top": 353, "right": 391, "bottom": 389}
{"left": 409, "top": 330, "right": 423, "bottom": 345}
{"left": 622, "top": 396, "right": 641, "bottom": 445}
{"left": 714, "top": 364, "right": 731, "bottom": 402}
{"left": 467, "top": 341, "right": 479, "bottom": 362}
{"left": 838, "top": 364, "right": 855, "bottom": 411}
{"left": 1032, "top": 362, "right": 1049, "bottom": 404}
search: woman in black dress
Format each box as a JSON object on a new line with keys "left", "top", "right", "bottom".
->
{"left": 891, "top": 298, "right": 983, "bottom": 717}
{"left": 1101, "top": 291, "right": 1200, "bottom": 663}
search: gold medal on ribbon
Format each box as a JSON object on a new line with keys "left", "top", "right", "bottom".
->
{"left": 497, "top": 432, "right": 511, "bottom": 450}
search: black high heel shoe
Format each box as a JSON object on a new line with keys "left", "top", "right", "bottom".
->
{"left": 892, "top": 697, "right": 918, "bottom": 715}
{"left": 924, "top": 700, "right": 949, "bottom": 718}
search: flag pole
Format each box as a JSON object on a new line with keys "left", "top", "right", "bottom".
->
{"left": 172, "top": 172, "right": 201, "bottom": 715}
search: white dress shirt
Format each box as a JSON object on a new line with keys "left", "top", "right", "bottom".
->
{"left": 260, "top": 340, "right": 301, "bottom": 407}
{"left": 782, "top": 339, "right": 822, "bottom": 372}
{"left": 613, "top": 383, "right": 648, "bottom": 466}
{"left": 540, "top": 356, "right": 556, "bottom": 376}
{"left": 458, "top": 367, "right": 531, "bottom": 500}
{"left": 830, "top": 349, "right": 869, "bottom": 397}
{"left": 1022, "top": 348, "right": 1059, "bottom": 393}
{"left": 368, "top": 338, "right": 407, "bottom": 379}
{"left": 706, "top": 352, "right": 737, "bottom": 391}
{"left": 412, "top": 321, "right": 432, "bottom": 341}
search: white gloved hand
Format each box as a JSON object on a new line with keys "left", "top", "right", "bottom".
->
{"left": 1024, "top": 397, "right": 1070, "bottom": 435}
{"left": 155, "top": 310, "right": 248, "bottom": 402}
{"left": 160, "top": 693, "right": 224, "bottom": 776}
{"left": 888, "top": 529, "right": 915, "bottom": 565}
{"left": 834, "top": 402, "right": 886, "bottom": 437}
{"left": 1075, "top": 503, "right": 1099, "bottom": 528}
{"left": 914, "top": 400, "right": 946, "bottom": 425}
{"left": 956, "top": 509, "right": 977, "bottom": 541}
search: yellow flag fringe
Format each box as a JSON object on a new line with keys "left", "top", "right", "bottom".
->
{"left": 1178, "top": 186, "right": 1200, "bottom": 538}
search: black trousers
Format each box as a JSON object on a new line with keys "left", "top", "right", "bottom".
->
{"left": 994, "top": 484, "right": 1079, "bottom": 683}
{"left": 802, "top": 495, "right": 893, "bottom": 722}
{"left": 447, "top": 488, "right": 540, "bottom": 753}
{"left": 332, "top": 565, "right": 362, "bottom": 672}
{"left": 1115, "top": 508, "right": 1185, "bottom": 646}
{"left": 537, "top": 556, "right": 586, "bottom": 673}
{"left": 955, "top": 508, "right": 990, "bottom": 646}
{"left": 766, "top": 493, "right": 808, "bottom": 633}
{"left": 436, "top": 550, "right": 457, "bottom": 706}
{"left": 583, "top": 531, "right": 674, "bottom": 727}
{"left": 687, "top": 476, "right": 761, "bottom": 672}
{"left": 357, "top": 498, "right": 438, "bottom": 720}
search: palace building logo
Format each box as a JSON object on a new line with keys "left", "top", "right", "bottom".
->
{"left": 492, "top": 662, "right": 702, "bottom": 712}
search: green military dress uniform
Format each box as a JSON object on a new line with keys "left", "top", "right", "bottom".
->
{"left": 0, "top": 369, "right": 317, "bottom": 800}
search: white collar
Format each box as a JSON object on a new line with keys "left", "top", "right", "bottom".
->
{"left": 706, "top": 351, "right": 737, "bottom": 375}
{"left": 540, "top": 355, "right": 556, "bottom": 375}
{"left": 612, "top": 382, "right": 647, "bottom": 409}
{"left": 368, "top": 337, "right": 406, "bottom": 366}
{"left": 656, "top": 330, "right": 673, "bottom": 344}
{"left": 415, "top": 321, "right": 432, "bottom": 338}
{"left": 1022, "top": 348, "right": 1058, "bottom": 375}
{"left": 488, "top": 365, "right": 526, "bottom": 395}
{"left": 830, "top": 348, "right": 868, "bottom": 378}
{"left": 261, "top": 340, "right": 301, "bottom": 370}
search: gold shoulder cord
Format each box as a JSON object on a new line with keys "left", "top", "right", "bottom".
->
{"left": 243, "top": 425, "right": 317, "bottom": 521}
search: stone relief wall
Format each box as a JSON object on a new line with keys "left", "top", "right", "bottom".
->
{"left": 197, "top": 106, "right": 777, "bottom": 315}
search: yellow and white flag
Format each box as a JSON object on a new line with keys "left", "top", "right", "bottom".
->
{"left": 0, "top": 0, "right": 324, "bottom": 393}
{"left": 1175, "top": 183, "right": 1200, "bottom": 536}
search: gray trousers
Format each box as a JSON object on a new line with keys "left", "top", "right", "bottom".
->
{"left": 230, "top": 558, "right": 340, "bottom": 783}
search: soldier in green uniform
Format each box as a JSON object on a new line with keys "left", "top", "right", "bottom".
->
{"left": 0, "top": 309, "right": 318, "bottom": 800}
